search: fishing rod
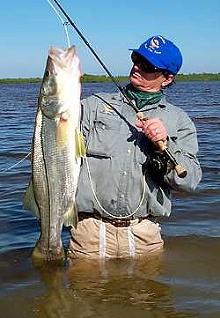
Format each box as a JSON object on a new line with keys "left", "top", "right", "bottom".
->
{"left": 51, "top": 0, "right": 187, "bottom": 178}
{"left": 52, "top": 0, "right": 138, "bottom": 112}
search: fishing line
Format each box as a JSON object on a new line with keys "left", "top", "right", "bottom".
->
{"left": 85, "top": 156, "right": 146, "bottom": 219}
{"left": 50, "top": 0, "right": 138, "bottom": 112}
{"left": 0, "top": 152, "right": 31, "bottom": 173}
{"left": 46, "top": 0, "right": 71, "bottom": 47}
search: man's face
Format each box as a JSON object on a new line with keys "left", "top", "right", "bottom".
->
{"left": 129, "top": 53, "right": 172, "bottom": 92}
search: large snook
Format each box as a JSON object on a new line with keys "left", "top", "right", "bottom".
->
{"left": 24, "top": 46, "right": 83, "bottom": 261}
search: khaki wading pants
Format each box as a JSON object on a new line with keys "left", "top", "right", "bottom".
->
{"left": 68, "top": 217, "right": 164, "bottom": 259}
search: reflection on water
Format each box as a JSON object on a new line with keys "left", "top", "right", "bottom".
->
{"left": 0, "top": 249, "right": 192, "bottom": 318}
{"left": 1, "top": 238, "right": 220, "bottom": 318}
{"left": 35, "top": 255, "right": 169, "bottom": 318}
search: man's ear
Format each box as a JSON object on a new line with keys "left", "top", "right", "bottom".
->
{"left": 161, "top": 74, "right": 174, "bottom": 88}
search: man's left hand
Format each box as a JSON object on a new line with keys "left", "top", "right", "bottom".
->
{"left": 136, "top": 117, "right": 168, "bottom": 144}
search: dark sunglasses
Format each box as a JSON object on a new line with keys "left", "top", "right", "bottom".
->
{"left": 131, "top": 52, "right": 161, "bottom": 73}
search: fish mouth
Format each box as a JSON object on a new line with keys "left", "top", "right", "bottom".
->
{"left": 48, "top": 46, "right": 76, "bottom": 70}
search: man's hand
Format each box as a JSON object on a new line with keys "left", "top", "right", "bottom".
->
{"left": 136, "top": 116, "right": 168, "bottom": 144}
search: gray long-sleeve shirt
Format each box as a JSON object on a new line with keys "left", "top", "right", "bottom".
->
{"left": 76, "top": 92, "right": 202, "bottom": 219}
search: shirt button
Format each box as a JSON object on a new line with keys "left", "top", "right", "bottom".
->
{"left": 127, "top": 149, "right": 131, "bottom": 153}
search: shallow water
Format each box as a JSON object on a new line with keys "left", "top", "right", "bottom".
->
{"left": 0, "top": 81, "right": 220, "bottom": 317}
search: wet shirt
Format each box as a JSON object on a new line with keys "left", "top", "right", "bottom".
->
{"left": 76, "top": 92, "right": 202, "bottom": 219}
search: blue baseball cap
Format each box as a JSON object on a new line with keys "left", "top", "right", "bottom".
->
{"left": 131, "top": 35, "right": 183, "bottom": 75}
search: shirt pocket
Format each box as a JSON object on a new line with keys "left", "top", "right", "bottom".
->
{"left": 87, "top": 110, "right": 121, "bottom": 157}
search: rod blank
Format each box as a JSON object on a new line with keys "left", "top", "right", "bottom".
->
{"left": 52, "top": 1, "right": 186, "bottom": 178}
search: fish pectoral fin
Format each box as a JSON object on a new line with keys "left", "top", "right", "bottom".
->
{"left": 75, "top": 129, "right": 86, "bottom": 158}
{"left": 63, "top": 202, "right": 78, "bottom": 228}
{"left": 23, "top": 180, "right": 40, "bottom": 218}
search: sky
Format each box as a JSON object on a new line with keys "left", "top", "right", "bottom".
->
{"left": 0, "top": 0, "right": 220, "bottom": 78}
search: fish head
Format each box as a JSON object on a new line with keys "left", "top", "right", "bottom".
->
{"left": 39, "top": 46, "right": 81, "bottom": 119}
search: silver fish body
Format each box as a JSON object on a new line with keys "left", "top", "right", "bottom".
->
{"left": 24, "top": 46, "right": 82, "bottom": 261}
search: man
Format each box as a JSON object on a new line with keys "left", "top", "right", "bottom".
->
{"left": 68, "top": 35, "right": 202, "bottom": 259}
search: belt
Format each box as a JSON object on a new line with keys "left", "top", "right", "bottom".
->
{"left": 78, "top": 212, "right": 151, "bottom": 227}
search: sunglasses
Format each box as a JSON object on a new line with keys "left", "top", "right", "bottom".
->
{"left": 131, "top": 52, "right": 161, "bottom": 73}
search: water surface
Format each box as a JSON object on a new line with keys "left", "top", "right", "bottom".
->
{"left": 0, "top": 81, "right": 220, "bottom": 317}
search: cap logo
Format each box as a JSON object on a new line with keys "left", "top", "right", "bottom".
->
{"left": 150, "top": 37, "right": 160, "bottom": 49}
{"left": 146, "top": 36, "right": 166, "bottom": 54}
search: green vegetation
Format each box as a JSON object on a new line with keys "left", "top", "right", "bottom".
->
{"left": 0, "top": 77, "right": 42, "bottom": 84}
{"left": 0, "top": 73, "right": 220, "bottom": 84}
{"left": 176, "top": 73, "right": 220, "bottom": 81}
{"left": 0, "top": 74, "right": 128, "bottom": 84}
{"left": 82, "top": 74, "right": 128, "bottom": 83}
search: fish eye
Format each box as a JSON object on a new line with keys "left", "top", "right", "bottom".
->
{"left": 45, "top": 70, "right": 49, "bottom": 77}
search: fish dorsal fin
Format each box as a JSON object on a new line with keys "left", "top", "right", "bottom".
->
{"left": 75, "top": 129, "right": 86, "bottom": 158}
